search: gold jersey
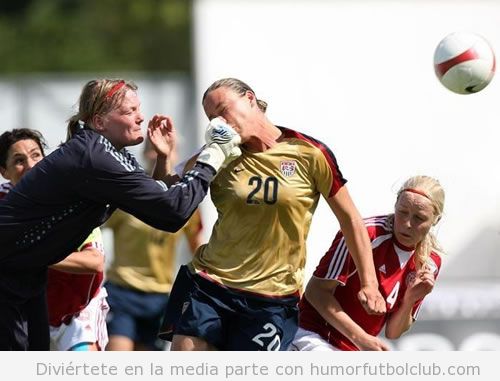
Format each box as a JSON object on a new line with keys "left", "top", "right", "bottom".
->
{"left": 106, "top": 209, "right": 202, "bottom": 293}
{"left": 190, "top": 127, "right": 346, "bottom": 297}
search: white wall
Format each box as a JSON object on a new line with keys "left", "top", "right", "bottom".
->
{"left": 193, "top": 0, "right": 500, "bottom": 280}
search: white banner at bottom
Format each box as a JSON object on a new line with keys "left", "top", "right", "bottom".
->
{"left": 4, "top": 351, "right": 495, "bottom": 380}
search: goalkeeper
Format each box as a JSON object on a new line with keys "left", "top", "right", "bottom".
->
{"left": 0, "top": 78, "right": 241, "bottom": 350}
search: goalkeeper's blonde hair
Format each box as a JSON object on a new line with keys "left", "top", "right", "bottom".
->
{"left": 390, "top": 175, "right": 445, "bottom": 270}
{"left": 66, "top": 79, "right": 138, "bottom": 141}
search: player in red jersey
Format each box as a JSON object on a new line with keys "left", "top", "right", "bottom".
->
{"left": 46, "top": 227, "right": 108, "bottom": 351}
{"left": 292, "top": 176, "right": 445, "bottom": 351}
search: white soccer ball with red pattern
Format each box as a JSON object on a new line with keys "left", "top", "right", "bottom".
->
{"left": 434, "top": 32, "right": 496, "bottom": 94}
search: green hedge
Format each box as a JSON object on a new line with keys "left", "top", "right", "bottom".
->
{"left": 0, "top": 0, "right": 191, "bottom": 73}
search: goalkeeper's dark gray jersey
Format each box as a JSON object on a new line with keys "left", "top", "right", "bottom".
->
{"left": 0, "top": 129, "right": 214, "bottom": 302}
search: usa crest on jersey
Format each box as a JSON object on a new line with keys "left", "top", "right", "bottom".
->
{"left": 280, "top": 160, "right": 296, "bottom": 177}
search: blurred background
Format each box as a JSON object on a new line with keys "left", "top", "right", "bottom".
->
{"left": 0, "top": 0, "right": 499, "bottom": 350}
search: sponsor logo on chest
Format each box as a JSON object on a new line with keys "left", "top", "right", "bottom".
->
{"left": 280, "top": 160, "right": 297, "bottom": 177}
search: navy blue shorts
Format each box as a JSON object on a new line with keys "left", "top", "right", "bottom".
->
{"left": 158, "top": 266, "right": 299, "bottom": 351}
{"left": 105, "top": 282, "right": 169, "bottom": 350}
{"left": 158, "top": 265, "right": 195, "bottom": 342}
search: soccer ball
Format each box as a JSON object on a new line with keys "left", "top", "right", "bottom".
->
{"left": 433, "top": 32, "right": 496, "bottom": 94}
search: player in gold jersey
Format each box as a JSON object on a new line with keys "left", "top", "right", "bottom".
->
{"left": 161, "top": 78, "right": 386, "bottom": 351}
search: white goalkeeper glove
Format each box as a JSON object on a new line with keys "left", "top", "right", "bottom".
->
{"left": 196, "top": 117, "right": 242, "bottom": 172}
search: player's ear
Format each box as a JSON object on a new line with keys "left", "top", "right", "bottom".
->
{"left": 245, "top": 90, "right": 256, "bottom": 106}
{"left": 92, "top": 114, "right": 105, "bottom": 132}
{"left": 0, "top": 166, "right": 8, "bottom": 179}
{"left": 433, "top": 215, "right": 441, "bottom": 226}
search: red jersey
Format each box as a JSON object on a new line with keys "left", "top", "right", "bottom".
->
{"left": 46, "top": 228, "right": 104, "bottom": 327}
{"left": 299, "top": 215, "right": 441, "bottom": 351}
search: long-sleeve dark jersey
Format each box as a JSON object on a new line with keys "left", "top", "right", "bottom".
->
{"left": 0, "top": 129, "right": 214, "bottom": 302}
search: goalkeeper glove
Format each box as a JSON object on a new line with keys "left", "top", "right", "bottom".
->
{"left": 196, "top": 117, "right": 242, "bottom": 172}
